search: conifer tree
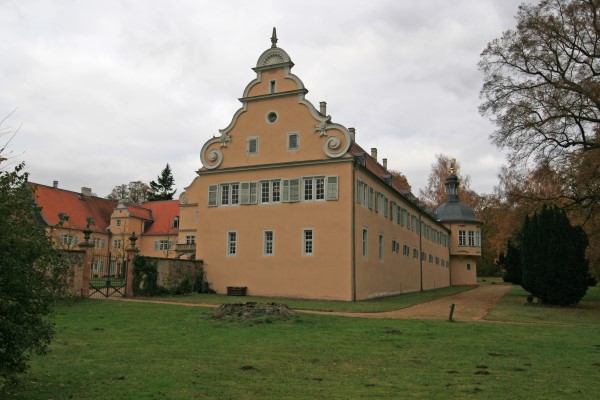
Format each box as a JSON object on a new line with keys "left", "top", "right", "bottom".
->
{"left": 520, "top": 205, "right": 589, "bottom": 305}
{"left": 501, "top": 239, "right": 521, "bottom": 284}
{"left": 148, "top": 163, "right": 176, "bottom": 201}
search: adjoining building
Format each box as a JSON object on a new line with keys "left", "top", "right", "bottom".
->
{"left": 32, "top": 182, "right": 180, "bottom": 277}
{"left": 177, "top": 29, "right": 481, "bottom": 301}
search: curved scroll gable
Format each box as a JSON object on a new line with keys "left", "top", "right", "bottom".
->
{"left": 200, "top": 134, "right": 231, "bottom": 169}
{"left": 297, "top": 95, "right": 353, "bottom": 158}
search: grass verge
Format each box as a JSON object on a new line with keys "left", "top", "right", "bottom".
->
{"left": 139, "top": 285, "right": 472, "bottom": 313}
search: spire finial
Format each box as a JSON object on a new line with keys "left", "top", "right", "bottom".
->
{"left": 271, "top": 27, "right": 278, "bottom": 48}
{"left": 450, "top": 158, "right": 456, "bottom": 174}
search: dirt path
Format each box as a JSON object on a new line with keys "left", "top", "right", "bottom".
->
{"left": 301, "top": 285, "right": 512, "bottom": 321}
{"left": 112, "top": 285, "right": 511, "bottom": 322}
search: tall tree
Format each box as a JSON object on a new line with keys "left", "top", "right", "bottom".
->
{"left": 148, "top": 164, "right": 176, "bottom": 201}
{"left": 419, "top": 154, "right": 479, "bottom": 210}
{"left": 0, "top": 164, "right": 69, "bottom": 384}
{"left": 106, "top": 181, "right": 150, "bottom": 203}
{"left": 520, "top": 205, "right": 589, "bottom": 305}
{"left": 479, "top": 0, "right": 600, "bottom": 164}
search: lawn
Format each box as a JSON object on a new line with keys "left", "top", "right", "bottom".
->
{"left": 139, "top": 285, "right": 472, "bottom": 313}
{"left": 4, "top": 287, "right": 600, "bottom": 399}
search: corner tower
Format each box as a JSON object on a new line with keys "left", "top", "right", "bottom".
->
{"left": 434, "top": 164, "right": 481, "bottom": 285}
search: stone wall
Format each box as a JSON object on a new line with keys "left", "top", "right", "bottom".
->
{"left": 147, "top": 257, "right": 206, "bottom": 293}
{"left": 60, "top": 250, "right": 86, "bottom": 297}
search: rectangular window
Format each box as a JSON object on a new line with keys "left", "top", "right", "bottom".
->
{"left": 208, "top": 185, "right": 218, "bottom": 207}
{"left": 264, "top": 230, "right": 274, "bottom": 256}
{"left": 113, "top": 239, "right": 122, "bottom": 249}
{"left": 459, "top": 230, "right": 467, "bottom": 246}
{"left": 116, "top": 219, "right": 121, "bottom": 227}
{"left": 315, "top": 177, "right": 325, "bottom": 200}
{"left": 220, "top": 184, "right": 230, "bottom": 206}
{"left": 287, "top": 132, "right": 299, "bottom": 150}
{"left": 154, "top": 240, "right": 171, "bottom": 251}
{"left": 93, "top": 237, "right": 105, "bottom": 248}
{"left": 326, "top": 176, "right": 338, "bottom": 200}
{"left": 227, "top": 231, "right": 237, "bottom": 256}
{"left": 368, "top": 187, "right": 374, "bottom": 209}
{"left": 475, "top": 230, "right": 481, "bottom": 247}
{"left": 261, "top": 181, "right": 270, "bottom": 203}
{"left": 60, "top": 234, "right": 78, "bottom": 246}
{"left": 247, "top": 137, "right": 259, "bottom": 155}
{"left": 303, "top": 229, "right": 314, "bottom": 256}
{"left": 379, "top": 234, "right": 384, "bottom": 262}
{"left": 413, "top": 248, "right": 418, "bottom": 259}
{"left": 231, "top": 183, "right": 240, "bottom": 205}
{"left": 362, "top": 228, "right": 368, "bottom": 259}
{"left": 467, "top": 263, "right": 471, "bottom": 271}
{"left": 272, "top": 180, "right": 281, "bottom": 202}
{"left": 270, "top": 80, "right": 276, "bottom": 94}
{"left": 185, "top": 235, "right": 196, "bottom": 244}
{"left": 304, "top": 178, "right": 313, "bottom": 201}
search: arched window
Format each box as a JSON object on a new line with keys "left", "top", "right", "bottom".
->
{"left": 173, "top": 216, "right": 179, "bottom": 229}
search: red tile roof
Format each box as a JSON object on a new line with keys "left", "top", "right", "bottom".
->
{"left": 349, "top": 142, "right": 416, "bottom": 198}
{"left": 139, "top": 200, "right": 180, "bottom": 235}
{"left": 31, "top": 183, "right": 117, "bottom": 233}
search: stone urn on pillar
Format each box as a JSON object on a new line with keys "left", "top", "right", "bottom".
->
{"left": 125, "top": 232, "right": 140, "bottom": 297}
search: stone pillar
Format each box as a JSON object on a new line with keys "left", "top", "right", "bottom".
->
{"left": 125, "top": 232, "right": 140, "bottom": 297}
{"left": 78, "top": 227, "right": 95, "bottom": 298}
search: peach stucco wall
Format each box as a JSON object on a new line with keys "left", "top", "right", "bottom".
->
{"left": 196, "top": 161, "right": 354, "bottom": 300}
{"left": 353, "top": 170, "right": 451, "bottom": 300}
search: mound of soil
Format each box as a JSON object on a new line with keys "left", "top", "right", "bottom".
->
{"left": 214, "top": 302, "right": 296, "bottom": 320}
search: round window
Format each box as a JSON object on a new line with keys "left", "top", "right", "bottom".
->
{"left": 267, "top": 112, "right": 278, "bottom": 123}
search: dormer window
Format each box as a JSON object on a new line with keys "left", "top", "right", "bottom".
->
{"left": 173, "top": 216, "right": 179, "bottom": 229}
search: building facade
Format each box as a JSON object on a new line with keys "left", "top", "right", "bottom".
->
{"left": 177, "top": 30, "right": 480, "bottom": 301}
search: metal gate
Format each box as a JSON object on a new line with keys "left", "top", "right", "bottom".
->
{"left": 89, "top": 253, "right": 127, "bottom": 298}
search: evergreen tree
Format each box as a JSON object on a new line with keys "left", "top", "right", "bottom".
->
{"left": 520, "top": 205, "right": 589, "bottom": 305}
{"left": 501, "top": 239, "right": 521, "bottom": 284}
{"left": 148, "top": 164, "right": 176, "bottom": 201}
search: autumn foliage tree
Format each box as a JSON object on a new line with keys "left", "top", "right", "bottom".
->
{"left": 479, "top": 0, "right": 599, "bottom": 279}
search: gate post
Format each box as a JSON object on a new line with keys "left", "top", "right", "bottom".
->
{"left": 125, "top": 232, "right": 140, "bottom": 297}
{"left": 78, "top": 226, "right": 95, "bottom": 298}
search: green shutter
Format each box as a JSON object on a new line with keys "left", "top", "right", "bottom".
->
{"left": 208, "top": 185, "right": 218, "bottom": 207}
{"left": 326, "top": 176, "right": 338, "bottom": 200}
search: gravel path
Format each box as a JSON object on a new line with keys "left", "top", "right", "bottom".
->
{"left": 301, "top": 285, "right": 512, "bottom": 321}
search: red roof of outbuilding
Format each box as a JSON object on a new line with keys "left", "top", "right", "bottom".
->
{"left": 31, "top": 183, "right": 117, "bottom": 233}
{"left": 139, "top": 200, "right": 179, "bottom": 235}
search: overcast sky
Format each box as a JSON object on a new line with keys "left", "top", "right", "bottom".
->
{"left": 0, "top": 0, "right": 532, "bottom": 198}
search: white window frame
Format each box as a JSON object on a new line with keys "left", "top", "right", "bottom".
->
{"left": 362, "top": 228, "right": 368, "bottom": 259}
{"left": 227, "top": 231, "right": 237, "bottom": 256}
{"left": 302, "top": 228, "right": 314, "bottom": 256}
{"left": 185, "top": 235, "right": 196, "bottom": 244}
{"left": 208, "top": 185, "right": 218, "bottom": 207}
{"left": 459, "top": 230, "right": 467, "bottom": 247}
{"left": 263, "top": 230, "right": 274, "bottom": 256}
{"left": 247, "top": 136, "right": 259, "bottom": 155}
{"left": 113, "top": 239, "right": 122, "bottom": 249}
{"left": 287, "top": 132, "right": 300, "bottom": 151}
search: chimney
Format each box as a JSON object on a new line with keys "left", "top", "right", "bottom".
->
{"left": 81, "top": 187, "right": 92, "bottom": 198}
{"left": 371, "top": 148, "right": 378, "bottom": 161}
{"left": 53, "top": 180, "right": 58, "bottom": 188}
{"left": 319, "top": 101, "right": 327, "bottom": 115}
{"left": 349, "top": 127, "right": 356, "bottom": 141}
{"left": 383, "top": 158, "right": 388, "bottom": 169}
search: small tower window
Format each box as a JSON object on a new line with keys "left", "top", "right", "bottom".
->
{"left": 270, "top": 80, "right": 276, "bottom": 94}
{"left": 172, "top": 216, "right": 179, "bottom": 229}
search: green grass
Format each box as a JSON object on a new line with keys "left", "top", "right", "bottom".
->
{"left": 142, "top": 285, "right": 472, "bottom": 313}
{"left": 4, "top": 287, "right": 600, "bottom": 399}
{"left": 485, "top": 285, "right": 600, "bottom": 326}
